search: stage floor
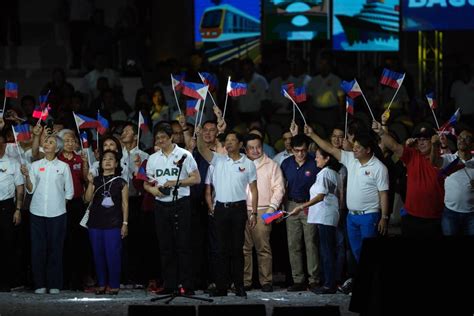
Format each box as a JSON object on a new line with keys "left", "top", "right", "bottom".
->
{"left": 0, "top": 286, "right": 357, "bottom": 316}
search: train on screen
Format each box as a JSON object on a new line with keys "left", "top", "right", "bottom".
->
{"left": 200, "top": 4, "right": 260, "bottom": 43}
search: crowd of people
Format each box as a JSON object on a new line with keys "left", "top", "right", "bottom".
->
{"left": 0, "top": 52, "right": 472, "bottom": 298}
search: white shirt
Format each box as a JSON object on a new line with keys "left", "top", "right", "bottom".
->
{"left": 340, "top": 151, "right": 389, "bottom": 212}
{"left": 307, "top": 73, "right": 343, "bottom": 109}
{"left": 210, "top": 153, "right": 257, "bottom": 202}
{"left": 123, "top": 146, "right": 149, "bottom": 196}
{"left": 27, "top": 158, "right": 74, "bottom": 218}
{"left": 442, "top": 153, "right": 474, "bottom": 213}
{"left": 205, "top": 165, "right": 216, "bottom": 207}
{"left": 146, "top": 145, "right": 198, "bottom": 202}
{"left": 236, "top": 72, "right": 269, "bottom": 113}
{"left": 273, "top": 149, "right": 293, "bottom": 166}
{"left": 6, "top": 143, "right": 33, "bottom": 165}
{"left": 308, "top": 167, "right": 339, "bottom": 226}
{"left": 0, "top": 154, "right": 24, "bottom": 201}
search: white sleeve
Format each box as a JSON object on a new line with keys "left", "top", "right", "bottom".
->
{"left": 13, "top": 161, "right": 25, "bottom": 186}
{"left": 26, "top": 163, "right": 37, "bottom": 194}
{"left": 63, "top": 164, "right": 74, "bottom": 200}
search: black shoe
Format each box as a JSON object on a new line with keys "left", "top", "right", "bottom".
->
{"left": 234, "top": 286, "right": 247, "bottom": 298}
{"left": 243, "top": 285, "right": 252, "bottom": 291}
{"left": 308, "top": 282, "right": 320, "bottom": 290}
{"left": 287, "top": 282, "right": 307, "bottom": 292}
{"left": 209, "top": 288, "right": 228, "bottom": 297}
{"left": 311, "top": 286, "right": 337, "bottom": 295}
{"left": 261, "top": 284, "right": 273, "bottom": 292}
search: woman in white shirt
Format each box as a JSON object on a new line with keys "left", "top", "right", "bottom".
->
{"left": 290, "top": 148, "right": 341, "bottom": 294}
{"left": 21, "top": 134, "right": 74, "bottom": 294}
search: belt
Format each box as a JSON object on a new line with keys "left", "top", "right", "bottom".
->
{"left": 349, "top": 210, "right": 379, "bottom": 216}
{"left": 216, "top": 200, "right": 246, "bottom": 208}
{"left": 288, "top": 197, "right": 308, "bottom": 203}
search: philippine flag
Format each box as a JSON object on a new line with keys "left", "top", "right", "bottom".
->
{"left": 426, "top": 92, "right": 437, "bottom": 110}
{"left": 293, "top": 86, "right": 307, "bottom": 103}
{"left": 74, "top": 113, "right": 98, "bottom": 129}
{"left": 340, "top": 79, "right": 362, "bottom": 99}
{"left": 13, "top": 123, "right": 31, "bottom": 142}
{"left": 181, "top": 81, "right": 209, "bottom": 100}
{"left": 198, "top": 72, "right": 218, "bottom": 92}
{"left": 346, "top": 97, "right": 354, "bottom": 115}
{"left": 227, "top": 80, "right": 247, "bottom": 97}
{"left": 380, "top": 68, "right": 405, "bottom": 89}
{"left": 138, "top": 111, "right": 149, "bottom": 133}
{"left": 261, "top": 210, "right": 285, "bottom": 225}
{"left": 97, "top": 111, "right": 109, "bottom": 135}
{"left": 32, "top": 105, "right": 50, "bottom": 121}
{"left": 135, "top": 164, "right": 149, "bottom": 181}
{"left": 39, "top": 91, "right": 50, "bottom": 107}
{"left": 4, "top": 82, "right": 18, "bottom": 98}
{"left": 440, "top": 109, "right": 461, "bottom": 131}
{"left": 186, "top": 99, "right": 201, "bottom": 116}
{"left": 80, "top": 131, "right": 89, "bottom": 149}
{"left": 171, "top": 74, "right": 184, "bottom": 92}
{"left": 281, "top": 83, "right": 295, "bottom": 99}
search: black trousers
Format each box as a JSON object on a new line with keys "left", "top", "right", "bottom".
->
{"left": 0, "top": 199, "right": 15, "bottom": 289}
{"left": 214, "top": 202, "right": 248, "bottom": 290}
{"left": 401, "top": 213, "right": 442, "bottom": 238}
{"left": 154, "top": 197, "right": 192, "bottom": 290}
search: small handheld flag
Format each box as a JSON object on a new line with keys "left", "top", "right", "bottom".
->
{"left": 227, "top": 80, "right": 247, "bottom": 97}
{"left": 261, "top": 210, "right": 285, "bottom": 224}
{"left": 198, "top": 72, "right": 218, "bottom": 92}
{"left": 437, "top": 157, "right": 465, "bottom": 181}
{"left": 73, "top": 113, "right": 98, "bottom": 129}
{"left": 5, "top": 82, "right": 18, "bottom": 99}
{"left": 171, "top": 74, "right": 184, "bottom": 92}
{"left": 80, "top": 131, "right": 89, "bottom": 149}
{"left": 135, "top": 165, "right": 148, "bottom": 181}
{"left": 346, "top": 97, "right": 354, "bottom": 115}
{"left": 281, "top": 83, "right": 295, "bottom": 99}
{"left": 340, "top": 80, "right": 362, "bottom": 99}
{"left": 13, "top": 123, "right": 31, "bottom": 142}
{"left": 138, "top": 111, "right": 149, "bottom": 133}
{"left": 186, "top": 99, "right": 201, "bottom": 117}
{"left": 426, "top": 92, "right": 437, "bottom": 110}
{"left": 181, "top": 81, "right": 209, "bottom": 100}
{"left": 440, "top": 109, "right": 461, "bottom": 132}
{"left": 97, "top": 111, "right": 109, "bottom": 135}
{"left": 380, "top": 68, "right": 405, "bottom": 89}
{"left": 32, "top": 105, "right": 51, "bottom": 121}
{"left": 293, "top": 86, "right": 307, "bottom": 103}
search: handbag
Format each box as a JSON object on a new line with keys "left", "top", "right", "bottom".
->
{"left": 80, "top": 176, "right": 121, "bottom": 229}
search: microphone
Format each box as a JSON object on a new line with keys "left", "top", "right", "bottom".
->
{"left": 176, "top": 154, "right": 187, "bottom": 166}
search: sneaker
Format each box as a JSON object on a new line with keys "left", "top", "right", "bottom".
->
{"left": 261, "top": 284, "right": 273, "bottom": 292}
{"left": 287, "top": 282, "right": 307, "bottom": 292}
{"left": 338, "top": 278, "right": 353, "bottom": 295}
{"left": 49, "top": 288, "right": 60, "bottom": 294}
{"left": 34, "top": 288, "right": 47, "bottom": 294}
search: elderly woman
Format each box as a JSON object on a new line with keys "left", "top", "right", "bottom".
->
{"left": 21, "top": 132, "right": 74, "bottom": 294}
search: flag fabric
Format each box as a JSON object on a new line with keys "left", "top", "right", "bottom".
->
{"left": 4, "top": 82, "right": 18, "bottom": 98}
{"left": 181, "top": 81, "right": 209, "bottom": 100}
{"left": 138, "top": 111, "right": 149, "bottom": 133}
{"left": 281, "top": 83, "right": 295, "bottom": 99}
{"left": 346, "top": 97, "right": 354, "bottom": 115}
{"left": 186, "top": 99, "right": 201, "bottom": 116}
{"left": 340, "top": 79, "right": 362, "bottom": 99}
{"left": 440, "top": 109, "right": 461, "bottom": 131}
{"left": 80, "top": 131, "right": 89, "bottom": 149}
{"left": 39, "top": 91, "right": 50, "bottom": 107}
{"left": 135, "top": 165, "right": 149, "bottom": 181}
{"left": 380, "top": 68, "right": 405, "bottom": 89}
{"left": 171, "top": 74, "right": 184, "bottom": 92}
{"left": 437, "top": 157, "right": 465, "bottom": 181}
{"left": 227, "top": 80, "right": 247, "bottom": 97}
{"left": 74, "top": 113, "right": 98, "bottom": 129}
{"left": 32, "top": 105, "right": 50, "bottom": 121}
{"left": 261, "top": 210, "right": 285, "bottom": 225}
{"left": 13, "top": 123, "right": 31, "bottom": 142}
{"left": 198, "top": 72, "right": 218, "bottom": 92}
{"left": 97, "top": 112, "right": 109, "bottom": 135}
{"left": 293, "top": 86, "right": 307, "bottom": 103}
{"left": 426, "top": 92, "right": 437, "bottom": 110}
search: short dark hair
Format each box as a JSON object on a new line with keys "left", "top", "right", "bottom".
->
{"left": 243, "top": 133, "right": 262, "bottom": 148}
{"left": 316, "top": 148, "right": 341, "bottom": 172}
{"left": 98, "top": 150, "right": 123, "bottom": 177}
{"left": 154, "top": 122, "right": 173, "bottom": 138}
{"left": 290, "top": 134, "right": 310, "bottom": 148}
{"left": 123, "top": 122, "right": 138, "bottom": 135}
{"left": 225, "top": 130, "right": 243, "bottom": 143}
{"left": 203, "top": 120, "right": 217, "bottom": 128}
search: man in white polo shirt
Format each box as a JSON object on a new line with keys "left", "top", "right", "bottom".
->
{"left": 304, "top": 125, "right": 389, "bottom": 262}
{"left": 144, "top": 123, "right": 201, "bottom": 295}
{"left": 197, "top": 128, "right": 258, "bottom": 298}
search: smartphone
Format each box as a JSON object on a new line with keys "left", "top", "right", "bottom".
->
{"left": 46, "top": 120, "right": 54, "bottom": 134}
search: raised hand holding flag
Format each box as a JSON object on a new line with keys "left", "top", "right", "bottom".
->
{"left": 426, "top": 92, "right": 440, "bottom": 129}
{"left": 340, "top": 78, "right": 374, "bottom": 120}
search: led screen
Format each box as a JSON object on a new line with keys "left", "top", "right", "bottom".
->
{"left": 332, "top": 0, "right": 400, "bottom": 51}
{"left": 195, "top": 0, "right": 261, "bottom": 64}
{"left": 403, "top": 0, "right": 474, "bottom": 31}
{"left": 263, "top": 0, "right": 329, "bottom": 41}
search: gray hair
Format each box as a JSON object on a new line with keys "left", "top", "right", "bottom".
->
{"left": 44, "top": 134, "right": 64, "bottom": 153}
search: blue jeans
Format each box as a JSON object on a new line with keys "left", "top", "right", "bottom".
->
{"left": 347, "top": 212, "right": 380, "bottom": 262}
{"left": 441, "top": 207, "right": 474, "bottom": 236}
{"left": 89, "top": 228, "right": 122, "bottom": 289}
{"left": 30, "top": 213, "right": 67, "bottom": 289}
{"left": 318, "top": 224, "right": 337, "bottom": 290}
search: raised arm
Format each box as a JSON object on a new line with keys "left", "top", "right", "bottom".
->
{"left": 196, "top": 126, "right": 214, "bottom": 163}
{"left": 304, "top": 124, "right": 341, "bottom": 161}
{"left": 372, "top": 120, "right": 404, "bottom": 158}
{"left": 430, "top": 133, "right": 443, "bottom": 168}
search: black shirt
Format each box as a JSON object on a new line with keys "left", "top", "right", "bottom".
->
{"left": 88, "top": 175, "right": 126, "bottom": 229}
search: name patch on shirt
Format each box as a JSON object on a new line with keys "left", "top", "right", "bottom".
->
{"left": 156, "top": 168, "right": 178, "bottom": 177}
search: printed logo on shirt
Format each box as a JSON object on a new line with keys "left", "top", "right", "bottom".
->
{"left": 365, "top": 170, "right": 371, "bottom": 176}
{"left": 238, "top": 167, "right": 246, "bottom": 172}
{"left": 0, "top": 168, "right": 6, "bottom": 173}
{"left": 39, "top": 167, "right": 45, "bottom": 172}
{"left": 73, "top": 163, "right": 81, "bottom": 171}
{"left": 305, "top": 170, "right": 311, "bottom": 177}
{"left": 156, "top": 168, "right": 179, "bottom": 177}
